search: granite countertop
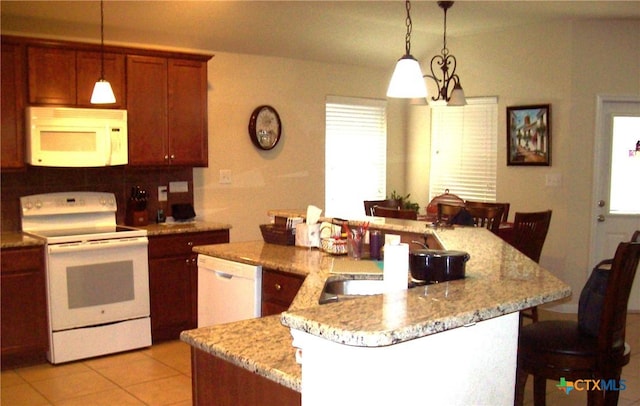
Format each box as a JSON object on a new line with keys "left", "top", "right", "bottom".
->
{"left": 1, "top": 221, "right": 231, "bottom": 249}
{"left": 0, "top": 232, "right": 46, "bottom": 249}
{"left": 137, "top": 221, "right": 232, "bottom": 236}
{"left": 181, "top": 219, "right": 572, "bottom": 392}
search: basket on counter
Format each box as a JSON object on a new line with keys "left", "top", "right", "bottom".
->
{"left": 260, "top": 224, "right": 295, "bottom": 246}
{"left": 320, "top": 237, "right": 348, "bottom": 255}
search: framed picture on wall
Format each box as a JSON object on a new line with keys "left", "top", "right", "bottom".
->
{"left": 507, "top": 104, "right": 551, "bottom": 166}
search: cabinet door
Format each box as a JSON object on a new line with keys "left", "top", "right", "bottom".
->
{"left": 167, "top": 59, "right": 208, "bottom": 167}
{"left": 126, "top": 55, "right": 168, "bottom": 166}
{"left": 28, "top": 46, "right": 76, "bottom": 105}
{"left": 261, "top": 268, "right": 305, "bottom": 316}
{"left": 149, "top": 256, "right": 194, "bottom": 342}
{"left": 1, "top": 247, "right": 48, "bottom": 367}
{"left": 1, "top": 42, "right": 25, "bottom": 169}
{"left": 76, "top": 51, "right": 126, "bottom": 108}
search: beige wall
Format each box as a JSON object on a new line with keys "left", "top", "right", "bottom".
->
{"left": 193, "top": 52, "right": 406, "bottom": 242}
{"left": 408, "top": 19, "right": 640, "bottom": 306}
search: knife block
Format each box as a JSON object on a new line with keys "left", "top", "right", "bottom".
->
{"left": 126, "top": 205, "right": 148, "bottom": 226}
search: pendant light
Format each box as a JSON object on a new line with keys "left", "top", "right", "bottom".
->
{"left": 387, "top": 0, "right": 427, "bottom": 99}
{"left": 425, "top": 1, "right": 466, "bottom": 106}
{"left": 91, "top": 0, "right": 116, "bottom": 104}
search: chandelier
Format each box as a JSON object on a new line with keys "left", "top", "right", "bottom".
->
{"left": 424, "top": 1, "right": 466, "bottom": 106}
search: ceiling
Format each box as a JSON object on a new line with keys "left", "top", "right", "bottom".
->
{"left": 2, "top": 1, "right": 639, "bottom": 69}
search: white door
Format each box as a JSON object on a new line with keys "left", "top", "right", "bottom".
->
{"left": 591, "top": 96, "right": 640, "bottom": 311}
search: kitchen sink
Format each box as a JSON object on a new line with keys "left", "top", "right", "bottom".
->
{"left": 318, "top": 277, "right": 385, "bottom": 304}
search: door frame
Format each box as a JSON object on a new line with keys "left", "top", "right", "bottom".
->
{"left": 589, "top": 94, "right": 640, "bottom": 300}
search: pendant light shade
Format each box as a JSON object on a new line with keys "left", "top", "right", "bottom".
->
{"left": 387, "top": 0, "right": 427, "bottom": 99}
{"left": 91, "top": 79, "right": 116, "bottom": 104}
{"left": 447, "top": 81, "right": 467, "bottom": 106}
{"left": 387, "top": 55, "right": 428, "bottom": 98}
{"left": 91, "top": 0, "right": 116, "bottom": 105}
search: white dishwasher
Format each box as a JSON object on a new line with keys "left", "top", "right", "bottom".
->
{"left": 197, "top": 255, "right": 262, "bottom": 327}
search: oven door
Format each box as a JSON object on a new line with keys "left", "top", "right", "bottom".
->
{"left": 47, "top": 237, "right": 149, "bottom": 331}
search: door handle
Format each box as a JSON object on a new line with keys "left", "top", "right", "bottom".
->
{"left": 597, "top": 214, "right": 605, "bottom": 222}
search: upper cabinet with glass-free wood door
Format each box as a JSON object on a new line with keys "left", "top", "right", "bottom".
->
{"left": 127, "top": 55, "right": 209, "bottom": 167}
{"left": 27, "top": 45, "right": 125, "bottom": 108}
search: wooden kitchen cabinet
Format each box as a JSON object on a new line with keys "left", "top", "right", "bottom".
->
{"left": 148, "top": 230, "right": 229, "bottom": 342}
{"left": 27, "top": 45, "right": 125, "bottom": 108}
{"left": 127, "top": 55, "right": 209, "bottom": 167}
{"left": 1, "top": 40, "right": 26, "bottom": 170}
{"left": 261, "top": 268, "right": 305, "bottom": 316}
{"left": 1, "top": 246, "right": 48, "bottom": 369}
{"left": 76, "top": 50, "right": 126, "bottom": 108}
{"left": 192, "top": 347, "right": 300, "bottom": 406}
{"left": 28, "top": 46, "right": 76, "bottom": 105}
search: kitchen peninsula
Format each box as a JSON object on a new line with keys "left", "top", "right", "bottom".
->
{"left": 181, "top": 218, "right": 571, "bottom": 405}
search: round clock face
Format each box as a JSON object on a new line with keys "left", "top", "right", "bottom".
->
{"left": 249, "top": 105, "right": 282, "bottom": 150}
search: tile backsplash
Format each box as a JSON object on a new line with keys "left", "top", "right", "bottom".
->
{"left": 1, "top": 166, "right": 194, "bottom": 232}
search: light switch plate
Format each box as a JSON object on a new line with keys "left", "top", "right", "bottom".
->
{"left": 169, "top": 181, "right": 189, "bottom": 193}
{"left": 158, "top": 186, "right": 168, "bottom": 202}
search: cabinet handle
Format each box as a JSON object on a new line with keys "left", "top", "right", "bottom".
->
{"left": 170, "top": 154, "right": 176, "bottom": 160}
{"left": 274, "top": 283, "right": 282, "bottom": 291}
{"left": 164, "top": 155, "right": 169, "bottom": 160}
{"left": 187, "top": 241, "right": 193, "bottom": 246}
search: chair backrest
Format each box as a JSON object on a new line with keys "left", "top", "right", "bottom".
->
{"left": 372, "top": 205, "right": 418, "bottom": 220}
{"left": 437, "top": 203, "right": 464, "bottom": 223}
{"left": 599, "top": 239, "right": 640, "bottom": 355}
{"left": 465, "top": 200, "right": 511, "bottom": 223}
{"left": 363, "top": 199, "right": 399, "bottom": 216}
{"left": 510, "top": 210, "right": 552, "bottom": 262}
{"left": 465, "top": 205, "right": 504, "bottom": 234}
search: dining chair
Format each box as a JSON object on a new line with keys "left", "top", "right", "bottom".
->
{"left": 464, "top": 200, "right": 511, "bottom": 223}
{"left": 514, "top": 236, "right": 640, "bottom": 406}
{"left": 509, "top": 210, "right": 553, "bottom": 263}
{"left": 464, "top": 205, "right": 504, "bottom": 235}
{"left": 509, "top": 210, "right": 552, "bottom": 322}
{"left": 363, "top": 199, "right": 399, "bottom": 216}
{"left": 436, "top": 203, "right": 465, "bottom": 224}
{"left": 372, "top": 206, "right": 418, "bottom": 220}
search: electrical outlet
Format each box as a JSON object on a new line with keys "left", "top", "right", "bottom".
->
{"left": 158, "top": 186, "right": 168, "bottom": 202}
{"left": 219, "top": 169, "right": 232, "bottom": 184}
{"left": 545, "top": 173, "right": 562, "bottom": 187}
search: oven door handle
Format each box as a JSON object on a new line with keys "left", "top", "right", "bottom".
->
{"left": 48, "top": 237, "right": 148, "bottom": 253}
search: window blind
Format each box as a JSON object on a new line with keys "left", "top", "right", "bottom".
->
{"left": 429, "top": 97, "right": 498, "bottom": 203}
{"left": 325, "top": 96, "right": 387, "bottom": 218}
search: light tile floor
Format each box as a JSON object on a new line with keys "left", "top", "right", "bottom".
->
{"left": 1, "top": 311, "right": 639, "bottom": 405}
{"left": 1, "top": 340, "right": 192, "bottom": 406}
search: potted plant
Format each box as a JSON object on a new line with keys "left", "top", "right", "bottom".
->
{"left": 388, "top": 190, "right": 420, "bottom": 213}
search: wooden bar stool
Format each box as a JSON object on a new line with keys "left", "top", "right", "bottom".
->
{"left": 514, "top": 235, "right": 640, "bottom": 406}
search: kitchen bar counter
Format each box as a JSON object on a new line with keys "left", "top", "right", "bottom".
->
{"left": 181, "top": 219, "right": 572, "bottom": 394}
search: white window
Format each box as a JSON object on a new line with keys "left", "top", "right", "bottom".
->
{"left": 325, "top": 96, "right": 387, "bottom": 218}
{"left": 429, "top": 97, "right": 498, "bottom": 202}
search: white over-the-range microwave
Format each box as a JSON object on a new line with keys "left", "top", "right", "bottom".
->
{"left": 26, "top": 106, "right": 128, "bottom": 167}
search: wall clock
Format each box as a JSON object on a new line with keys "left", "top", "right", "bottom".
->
{"left": 248, "top": 105, "right": 282, "bottom": 150}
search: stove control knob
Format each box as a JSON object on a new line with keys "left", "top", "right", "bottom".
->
{"left": 23, "top": 200, "right": 33, "bottom": 210}
{"left": 34, "top": 200, "right": 43, "bottom": 209}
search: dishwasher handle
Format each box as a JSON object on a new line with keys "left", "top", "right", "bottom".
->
{"left": 215, "top": 271, "right": 234, "bottom": 279}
